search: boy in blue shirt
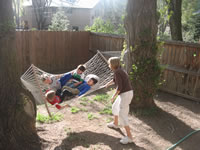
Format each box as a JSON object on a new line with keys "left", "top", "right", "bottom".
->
{"left": 61, "top": 77, "right": 98, "bottom": 99}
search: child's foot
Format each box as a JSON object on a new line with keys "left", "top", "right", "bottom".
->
{"left": 107, "top": 122, "right": 119, "bottom": 129}
{"left": 120, "top": 136, "right": 133, "bottom": 144}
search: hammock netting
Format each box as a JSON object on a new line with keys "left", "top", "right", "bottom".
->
{"left": 20, "top": 51, "right": 114, "bottom": 105}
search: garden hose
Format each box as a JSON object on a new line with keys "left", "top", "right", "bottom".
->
{"left": 166, "top": 129, "right": 200, "bottom": 150}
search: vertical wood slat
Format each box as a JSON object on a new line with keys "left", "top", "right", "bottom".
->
{"left": 16, "top": 31, "right": 90, "bottom": 74}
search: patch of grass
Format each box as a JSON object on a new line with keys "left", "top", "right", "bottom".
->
{"left": 80, "top": 97, "right": 88, "bottom": 101}
{"left": 87, "top": 113, "right": 97, "bottom": 120}
{"left": 88, "top": 100, "right": 94, "bottom": 104}
{"left": 132, "top": 107, "right": 159, "bottom": 116}
{"left": 99, "top": 106, "right": 112, "bottom": 115}
{"left": 80, "top": 101, "right": 87, "bottom": 106}
{"left": 106, "top": 117, "right": 113, "bottom": 123}
{"left": 93, "top": 94, "right": 110, "bottom": 103}
{"left": 36, "top": 112, "right": 63, "bottom": 123}
{"left": 70, "top": 107, "right": 80, "bottom": 114}
{"left": 80, "top": 107, "right": 88, "bottom": 112}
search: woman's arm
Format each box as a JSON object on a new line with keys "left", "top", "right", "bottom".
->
{"left": 105, "top": 80, "right": 114, "bottom": 88}
{"left": 111, "top": 90, "right": 120, "bottom": 103}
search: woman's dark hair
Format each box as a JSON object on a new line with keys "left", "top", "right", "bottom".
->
{"left": 90, "top": 78, "right": 98, "bottom": 84}
{"left": 77, "top": 64, "right": 86, "bottom": 72}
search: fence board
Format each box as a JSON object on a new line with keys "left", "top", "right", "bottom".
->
{"left": 16, "top": 31, "right": 90, "bottom": 74}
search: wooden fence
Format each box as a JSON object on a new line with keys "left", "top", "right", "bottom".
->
{"left": 89, "top": 32, "right": 124, "bottom": 52}
{"left": 16, "top": 31, "right": 200, "bottom": 101}
{"left": 161, "top": 41, "right": 200, "bottom": 101}
{"left": 89, "top": 33, "right": 200, "bottom": 101}
{"left": 16, "top": 31, "right": 90, "bottom": 74}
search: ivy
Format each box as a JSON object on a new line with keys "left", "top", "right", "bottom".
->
{"left": 129, "top": 42, "right": 164, "bottom": 102}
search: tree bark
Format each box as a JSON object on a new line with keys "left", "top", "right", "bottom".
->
{"left": 0, "top": 0, "right": 41, "bottom": 149}
{"left": 124, "top": 0, "right": 161, "bottom": 109}
{"left": 168, "top": 0, "right": 183, "bottom": 41}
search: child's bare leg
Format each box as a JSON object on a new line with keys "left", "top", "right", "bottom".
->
{"left": 114, "top": 116, "right": 118, "bottom": 126}
{"left": 124, "top": 125, "right": 133, "bottom": 140}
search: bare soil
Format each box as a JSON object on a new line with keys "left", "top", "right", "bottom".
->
{"left": 37, "top": 89, "right": 200, "bottom": 150}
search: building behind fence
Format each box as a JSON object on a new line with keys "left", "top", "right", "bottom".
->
{"left": 16, "top": 31, "right": 200, "bottom": 101}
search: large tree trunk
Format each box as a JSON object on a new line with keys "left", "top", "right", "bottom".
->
{"left": 168, "top": 0, "right": 183, "bottom": 41}
{"left": 0, "top": 0, "right": 41, "bottom": 149}
{"left": 124, "top": 0, "right": 161, "bottom": 109}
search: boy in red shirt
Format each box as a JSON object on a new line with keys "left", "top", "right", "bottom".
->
{"left": 45, "top": 90, "right": 69, "bottom": 110}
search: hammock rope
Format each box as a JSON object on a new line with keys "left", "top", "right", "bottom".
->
{"left": 20, "top": 51, "right": 113, "bottom": 116}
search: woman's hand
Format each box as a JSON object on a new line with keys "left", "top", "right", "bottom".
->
{"left": 105, "top": 80, "right": 114, "bottom": 88}
{"left": 111, "top": 90, "right": 120, "bottom": 104}
{"left": 111, "top": 97, "right": 115, "bottom": 103}
{"left": 105, "top": 83, "right": 110, "bottom": 88}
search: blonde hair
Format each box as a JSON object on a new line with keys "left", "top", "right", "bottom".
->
{"left": 108, "top": 57, "right": 120, "bottom": 69}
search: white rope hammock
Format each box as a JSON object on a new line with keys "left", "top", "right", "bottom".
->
{"left": 20, "top": 51, "right": 113, "bottom": 116}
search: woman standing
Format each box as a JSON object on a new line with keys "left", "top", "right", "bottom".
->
{"left": 106, "top": 57, "right": 133, "bottom": 144}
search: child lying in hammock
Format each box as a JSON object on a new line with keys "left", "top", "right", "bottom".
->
{"left": 45, "top": 76, "right": 98, "bottom": 109}
{"left": 65, "top": 65, "right": 86, "bottom": 88}
{"left": 41, "top": 64, "right": 86, "bottom": 91}
{"left": 58, "top": 77, "right": 98, "bottom": 98}
{"left": 45, "top": 90, "right": 68, "bottom": 110}
{"left": 58, "top": 64, "right": 86, "bottom": 89}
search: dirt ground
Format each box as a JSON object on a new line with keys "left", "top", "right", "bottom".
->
{"left": 37, "top": 89, "right": 200, "bottom": 150}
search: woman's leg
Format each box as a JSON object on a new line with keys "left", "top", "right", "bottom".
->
{"left": 107, "top": 96, "right": 120, "bottom": 128}
{"left": 112, "top": 96, "right": 121, "bottom": 126}
{"left": 119, "top": 91, "right": 133, "bottom": 139}
{"left": 114, "top": 116, "right": 118, "bottom": 126}
{"left": 124, "top": 126, "right": 133, "bottom": 139}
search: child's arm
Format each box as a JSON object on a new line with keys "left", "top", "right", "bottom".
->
{"left": 74, "top": 81, "right": 83, "bottom": 87}
{"left": 111, "top": 72, "right": 122, "bottom": 103}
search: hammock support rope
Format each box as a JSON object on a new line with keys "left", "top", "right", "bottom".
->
{"left": 32, "top": 64, "right": 52, "bottom": 117}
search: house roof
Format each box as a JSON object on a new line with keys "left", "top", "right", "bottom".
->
{"left": 23, "top": 0, "right": 100, "bottom": 9}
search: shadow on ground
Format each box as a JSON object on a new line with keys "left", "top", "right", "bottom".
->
{"left": 133, "top": 105, "right": 200, "bottom": 150}
{"left": 156, "top": 91, "right": 200, "bottom": 115}
{"left": 54, "top": 131, "right": 145, "bottom": 150}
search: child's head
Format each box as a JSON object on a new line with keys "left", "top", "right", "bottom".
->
{"left": 87, "top": 78, "right": 98, "bottom": 86}
{"left": 45, "top": 90, "right": 55, "bottom": 102}
{"left": 41, "top": 74, "right": 52, "bottom": 84}
{"left": 108, "top": 57, "right": 120, "bottom": 70}
{"left": 77, "top": 64, "right": 86, "bottom": 75}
